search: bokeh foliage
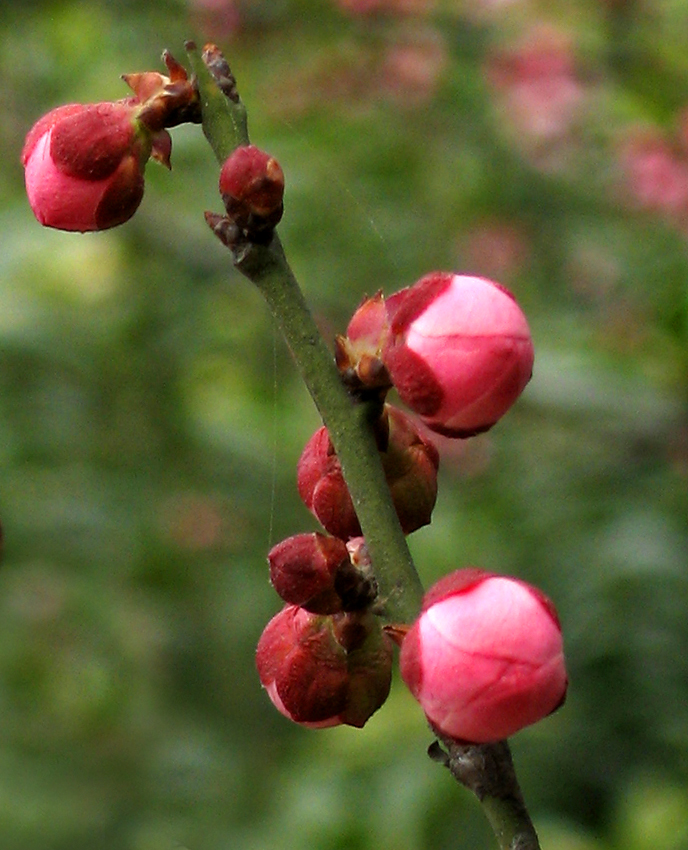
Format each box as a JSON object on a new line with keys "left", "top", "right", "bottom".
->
{"left": 1, "top": 1, "right": 687, "bottom": 849}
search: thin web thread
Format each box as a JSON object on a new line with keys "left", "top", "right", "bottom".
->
{"left": 278, "top": 117, "right": 401, "bottom": 274}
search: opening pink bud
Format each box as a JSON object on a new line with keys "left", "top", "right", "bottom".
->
{"left": 399, "top": 569, "right": 567, "bottom": 743}
{"left": 383, "top": 272, "right": 534, "bottom": 437}
{"left": 256, "top": 606, "right": 393, "bottom": 728}
{"left": 21, "top": 101, "right": 155, "bottom": 232}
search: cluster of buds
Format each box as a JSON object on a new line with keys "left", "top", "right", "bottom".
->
{"left": 21, "top": 44, "right": 565, "bottom": 745}
{"left": 257, "top": 268, "right": 566, "bottom": 742}
{"left": 21, "top": 52, "right": 199, "bottom": 232}
{"left": 257, "top": 533, "right": 393, "bottom": 727}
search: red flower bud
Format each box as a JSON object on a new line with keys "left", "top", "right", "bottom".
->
{"left": 256, "top": 606, "right": 393, "bottom": 728}
{"left": 21, "top": 101, "right": 164, "bottom": 232}
{"left": 380, "top": 405, "right": 439, "bottom": 533}
{"left": 219, "top": 145, "right": 285, "bottom": 237}
{"left": 297, "top": 405, "right": 439, "bottom": 539}
{"left": 383, "top": 272, "right": 534, "bottom": 437}
{"left": 398, "top": 569, "right": 567, "bottom": 743}
{"left": 268, "top": 532, "right": 349, "bottom": 614}
{"left": 297, "top": 424, "right": 359, "bottom": 540}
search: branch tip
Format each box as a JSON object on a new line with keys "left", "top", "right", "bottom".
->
{"left": 202, "top": 43, "right": 241, "bottom": 103}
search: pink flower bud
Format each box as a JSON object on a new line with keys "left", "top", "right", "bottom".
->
{"left": 382, "top": 272, "right": 534, "bottom": 437}
{"left": 398, "top": 569, "right": 567, "bottom": 743}
{"left": 297, "top": 405, "right": 439, "bottom": 539}
{"left": 335, "top": 292, "right": 392, "bottom": 391}
{"left": 219, "top": 145, "right": 285, "bottom": 237}
{"left": 256, "top": 605, "right": 393, "bottom": 728}
{"left": 268, "top": 532, "right": 349, "bottom": 614}
{"left": 21, "top": 101, "right": 160, "bottom": 232}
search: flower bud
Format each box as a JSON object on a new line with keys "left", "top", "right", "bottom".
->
{"left": 21, "top": 52, "right": 197, "bottom": 233}
{"left": 334, "top": 292, "right": 392, "bottom": 392}
{"left": 297, "top": 425, "right": 359, "bottom": 540}
{"left": 297, "top": 405, "right": 439, "bottom": 539}
{"left": 380, "top": 405, "right": 439, "bottom": 534}
{"left": 268, "top": 532, "right": 349, "bottom": 614}
{"left": 256, "top": 605, "right": 393, "bottom": 728}
{"left": 219, "top": 144, "right": 285, "bottom": 239}
{"left": 382, "top": 272, "right": 534, "bottom": 437}
{"left": 398, "top": 569, "right": 567, "bottom": 743}
{"left": 21, "top": 101, "right": 161, "bottom": 232}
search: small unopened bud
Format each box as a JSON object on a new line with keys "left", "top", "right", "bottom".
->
{"left": 380, "top": 405, "right": 439, "bottom": 534}
{"left": 297, "top": 425, "right": 360, "bottom": 540}
{"left": 398, "top": 568, "right": 567, "bottom": 743}
{"left": 219, "top": 144, "right": 284, "bottom": 240}
{"left": 256, "top": 606, "right": 393, "bottom": 728}
{"left": 383, "top": 272, "right": 534, "bottom": 437}
{"left": 335, "top": 292, "right": 392, "bottom": 392}
{"left": 268, "top": 533, "right": 349, "bottom": 614}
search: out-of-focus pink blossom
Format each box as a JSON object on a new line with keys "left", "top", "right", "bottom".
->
{"left": 336, "top": 0, "right": 433, "bottom": 16}
{"left": 188, "top": 0, "right": 243, "bottom": 40}
{"left": 382, "top": 272, "right": 534, "bottom": 437}
{"left": 460, "top": 222, "right": 529, "bottom": 282}
{"left": 377, "top": 30, "right": 448, "bottom": 104}
{"left": 398, "top": 569, "right": 567, "bottom": 742}
{"left": 620, "top": 131, "right": 688, "bottom": 219}
{"left": 487, "top": 27, "right": 585, "bottom": 149}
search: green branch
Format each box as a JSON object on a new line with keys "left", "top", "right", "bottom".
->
{"left": 430, "top": 738, "right": 542, "bottom": 850}
{"left": 186, "top": 41, "right": 541, "bottom": 850}
{"left": 186, "top": 41, "right": 423, "bottom": 624}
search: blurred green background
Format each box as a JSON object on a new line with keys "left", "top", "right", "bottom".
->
{"left": 2, "top": 1, "right": 688, "bottom": 848}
